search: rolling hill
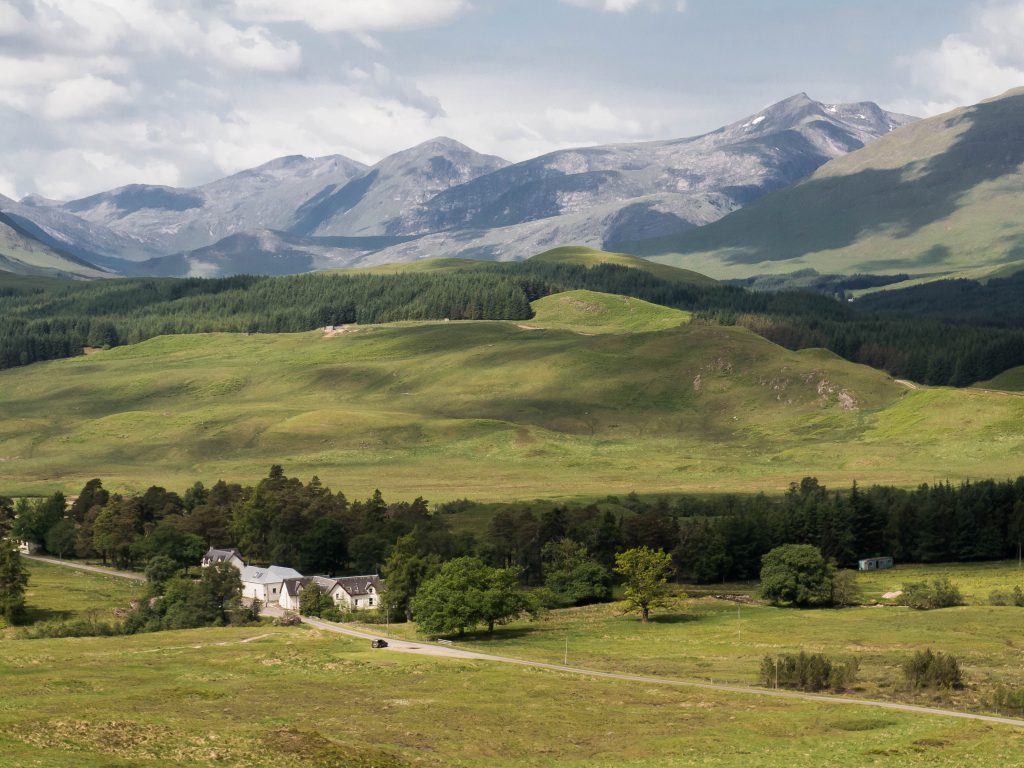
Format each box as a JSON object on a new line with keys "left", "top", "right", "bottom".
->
{"left": 1, "top": 290, "right": 1021, "bottom": 499}
{"left": 638, "top": 87, "right": 1024, "bottom": 279}
{"left": 0, "top": 212, "right": 108, "bottom": 278}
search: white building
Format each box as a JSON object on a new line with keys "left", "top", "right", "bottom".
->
{"left": 279, "top": 577, "right": 311, "bottom": 611}
{"left": 240, "top": 565, "right": 303, "bottom": 605}
{"left": 318, "top": 575, "right": 384, "bottom": 611}
{"left": 201, "top": 547, "right": 245, "bottom": 571}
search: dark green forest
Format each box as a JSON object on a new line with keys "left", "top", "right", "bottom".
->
{"left": 6, "top": 469, "right": 1023, "bottom": 593}
{"left": 2, "top": 261, "right": 1024, "bottom": 386}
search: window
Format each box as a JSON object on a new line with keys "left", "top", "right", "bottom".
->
{"left": 368, "top": 598, "right": 374, "bottom": 606}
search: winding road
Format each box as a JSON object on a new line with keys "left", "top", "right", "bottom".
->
{"left": 27, "top": 555, "right": 1024, "bottom": 729}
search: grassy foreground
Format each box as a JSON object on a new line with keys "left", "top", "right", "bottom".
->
{"left": 373, "top": 562, "right": 1024, "bottom": 717}
{"left": 2, "top": 626, "right": 1024, "bottom": 767}
{"left": 1, "top": 291, "right": 1023, "bottom": 499}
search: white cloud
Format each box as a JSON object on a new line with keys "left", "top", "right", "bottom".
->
{"left": 0, "top": 1, "right": 27, "bottom": 35}
{"left": 561, "top": 0, "right": 685, "bottom": 12}
{"left": 233, "top": 0, "right": 471, "bottom": 32}
{"left": 206, "top": 21, "right": 301, "bottom": 72}
{"left": 33, "top": 149, "right": 182, "bottom": 200}
{"left": 545, "top": 102, "right": 644, "bottom": 140}
{"left": 44, "top": 75, "right": 132, "bottom": 120}
{"left": 902, "top": 0, "right": 1024, "bottom": 114}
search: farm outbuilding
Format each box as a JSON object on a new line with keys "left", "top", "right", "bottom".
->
{"left": 858, "top": 556, "right": 894, "bottom": 571}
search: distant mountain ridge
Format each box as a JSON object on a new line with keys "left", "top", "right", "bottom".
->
{"left": 0, "top": 93, "right": 915, "bottom": 278}
{"left": 638, "top": 86, "right": 1024, "bottom": 280}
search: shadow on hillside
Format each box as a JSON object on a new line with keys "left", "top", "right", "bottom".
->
{"left": 667, "top": 92, "right": 1024, "bottom": 264}
{"left": 648, "top": 612, "right": 700, "bottom": 625}
{"left": 21, "top": 606, "right": 74, "bottom": 624}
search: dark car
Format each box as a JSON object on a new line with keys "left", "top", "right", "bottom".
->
{"left": 371, "top": 639, "right": 388, "bottom": 649}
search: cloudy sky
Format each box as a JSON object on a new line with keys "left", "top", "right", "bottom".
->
{"left": 1, "top": 0, "right": 1022, "bottom": 200}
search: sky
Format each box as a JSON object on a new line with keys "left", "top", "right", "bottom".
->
{"left": 1, "top": 0, "right": 1022, "bottom": 200}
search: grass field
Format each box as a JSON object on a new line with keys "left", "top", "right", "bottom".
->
{"left": 3, "top": 625, "right": 1024, "bottom": 767}
{"left": 367, "top": 562, "right": 1024, "bottom": 717}
{"left": 15, "top": 560, "right": 145, "bottom": 628}
{"left": 1, "top": 290, "right": 1023, "bottom": 500}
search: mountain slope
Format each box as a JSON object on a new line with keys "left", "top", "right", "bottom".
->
{"left": 0, "top": 210, "right": 108, "bottom": 278}
{"left": 289, "top": 137, "right": 510, "bottom": 237}
{"left": 360, "top": 94, "right": 914, "bottom": 263}
{"left": 2, "top": 301, "right": 1022, "bottom": 499}
{"left": 58, "top": 154, "right": 369, "bottom": 256}
{"left": 638, "top": 87, "right": 1024, "bottom": 278}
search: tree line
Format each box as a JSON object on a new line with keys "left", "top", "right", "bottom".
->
{"left": 3, "top": 262, "right": 1024, "bottom": 386}
{"left": 5, "top": 469, "right": 1023, "bottom": 605}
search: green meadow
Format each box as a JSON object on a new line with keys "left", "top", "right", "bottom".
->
{"left": 369, "top": 561, "right": 1024, "bottom": 717}
{"left": 1, "top": 289, "right": 1023, "bottom": 500}
{"left": 3, "top": 625, "right": 1024, "bottom": 767}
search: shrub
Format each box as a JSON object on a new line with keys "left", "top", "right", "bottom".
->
{"left": 990, "top": 686, "right": 1024, "bottom": 714}
{"left": 20, "top": 616, "right": 123, "bottom": 639}
{"left": 988, "top": 586, "right": 1024, "bottom": 607}
{"left": 898, "top": 578, "right": 963, "bottom": 610}
{"left": 902, "top": 649, "right": 963, "bottom": 689}
{"left": 760, "top": 652, "right": 859, "bottom": 692}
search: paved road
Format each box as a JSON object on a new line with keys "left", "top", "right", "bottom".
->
{"left": 29, "top": 556, "right": 1024, "bottom": 729}
{"left": 23, "top": 554, "right": 147, "bottom": 581}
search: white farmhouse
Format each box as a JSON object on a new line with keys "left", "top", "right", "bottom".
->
{"left": 17, "top": 540, "right": 41, "bottom": 556}
{"left": 316, "top": 575, "right": 384, "bottom": 611}
{"left": 201, "top": 547, "right": 245, "bottom": 571}
{"left": 279, "top": 577, "right": 311, "bottom": 611}
{"left": 240, "top": 565, "right": 303, "bottom": 605}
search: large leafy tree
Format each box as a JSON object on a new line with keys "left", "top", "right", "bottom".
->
{"left": 382, "top": 533, "right": 441, "bottom": 622}
{"left": 0, "top": 539, "right": 29, "bottom": 624}
{"left": 12, "top": 493, "right": 65, "bottom": 547}
{"left": 542, "top": 538, "right": 611, "bottom": 606}
{"left": 614, "top": 546, "right": 674, "bottom": 623}
{"left": 760, "top": 544, "right": 835, "bottom": 607}
{"left": 412, "top": 557, "right": 529, "bottom": 636}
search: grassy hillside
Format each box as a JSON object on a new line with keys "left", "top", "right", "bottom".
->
{"left": 531, "top": 245, "right": 717, "bottom": 285}
{"left": 1, "top": 291, "right": 1023, "bottom": 499}
{"left": 977, "top": 366, "right": 1024, "bottom": 392}
{"left": 637, "top": 87, "right": 1024, "bottom": 279}
{"left": 528, "top": 289, "right": 691, "bottom": 333}
{"left": 5, "top": 626, "right": 1020, "bottom": 767}
{"left": 0, "top": 214, "right": 107, "bottom": 279}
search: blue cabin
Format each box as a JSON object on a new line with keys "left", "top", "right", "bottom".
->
{"left": 858, "top": 556, "right": 894, "bottom": 571}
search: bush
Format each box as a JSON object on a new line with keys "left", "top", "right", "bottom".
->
{"left": 988, "top": 586, "right": 1024, "bottom": 607}
{"left": 760, "top": 652, "right": 859, "bottom": 692}
{"left": 990, "top": 686, "right": 1024, "bottom": 714}
{"left": 902, "top": 649, "right": 963, "bottom": 689}
{"left": 21, "top": 615, "right": 123, "bottom": 639}
{"left": 760, "top": 545, "right": 834, "bottom": 607}
{"left": 898, "top": 578, "right": 963, "bottom": 610}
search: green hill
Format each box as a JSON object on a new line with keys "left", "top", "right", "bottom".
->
{"left": 2, "top": 290, "right": 1022, "bottom": 499}
{"left": 530, "top": 246, "right": 717, "bottom": 285}
{"left": 636, "top": 87, "right": 1024, "bottom": 279}
{"left": 527, "top": 289, "right": 691, "bottom": 333}
{"left": 976, "top": 366, "right": 1024, "bottom": 392}
{"left": 0, "top": 213, "right": 107, "bottom": 279}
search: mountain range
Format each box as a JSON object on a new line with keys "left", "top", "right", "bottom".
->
{"left": 639, "top": 86, "right": 1024, "bottom": 281}
{"left": 0, "top": 93, "right": 913, "bottom": 278}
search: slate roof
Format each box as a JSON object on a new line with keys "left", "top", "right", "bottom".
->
{"left": 203, "top": 547, "right": 242, "bottom": 564}
{"left": 281, "top": 577, "right": 312, "bottom": 597}
{"left": 335, "top": 575, "right": 384, "bottom": 596}
{"left": 240, "top": 565, "right": 303, "bottom": 584}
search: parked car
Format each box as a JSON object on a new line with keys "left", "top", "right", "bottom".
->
{"left": 371, "top": 639, "right": 388, "bottom": 649}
